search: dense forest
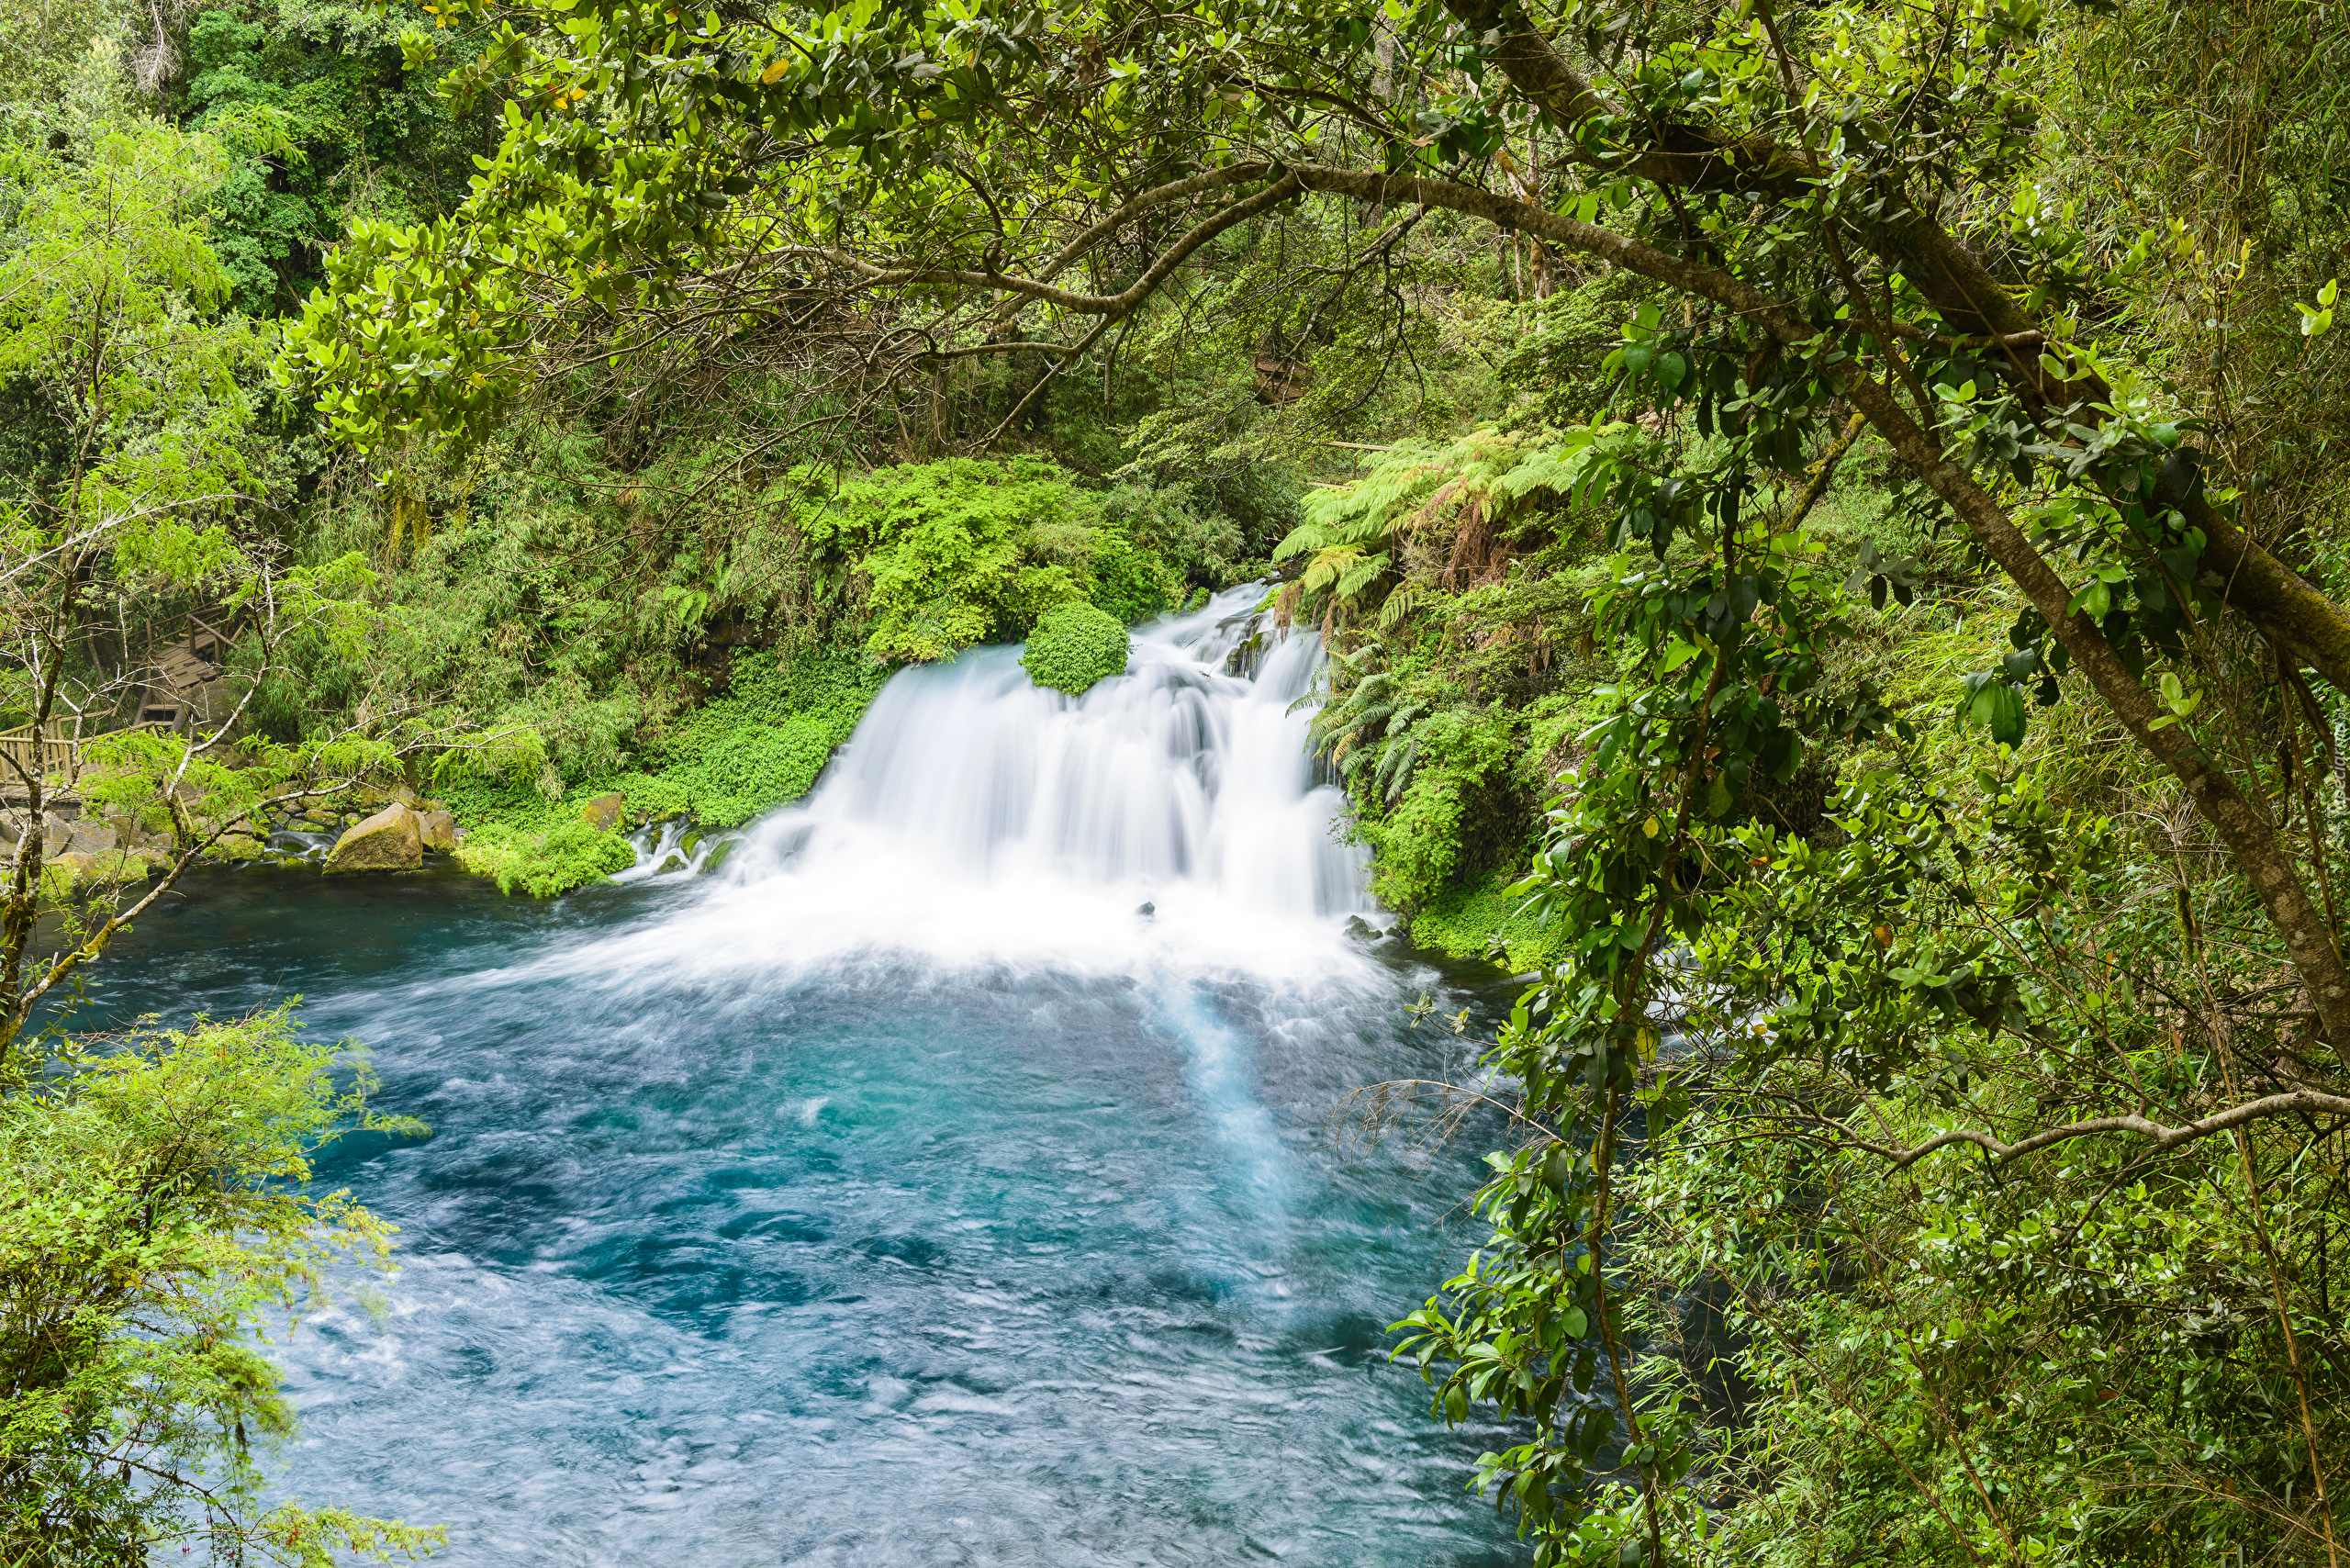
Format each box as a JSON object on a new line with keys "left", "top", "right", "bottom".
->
{"left": 4, "top": 0, "right": 2349, "bottom": 1560}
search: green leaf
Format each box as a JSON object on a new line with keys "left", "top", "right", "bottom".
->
{"left": 1986, "top": 683, "right": 2026, "bottom": 746}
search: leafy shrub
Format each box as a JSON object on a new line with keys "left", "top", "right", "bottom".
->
{"left": 1090, "top": 483, "right": 1244, "bottom": 589}
{"left": 789, "top": 460, "right": 1185, "bottom": 659}
{"left": 1021, "top": 601, "right": 1130, "bottom": 695}
{"left": 1360, "top": 707, "right": 1520, "bottom": 910}
{"left": 0, "top": 1009, "right": 438, "bottom": 1562}
{"left": 796, "top": 458, "right": 1080, "bottom": 662}
{"left": 453, "top": 813, "right": 636, "bottom": 898}
{"left": 1085, "top": 527, "right": 1182, "bottom": 623}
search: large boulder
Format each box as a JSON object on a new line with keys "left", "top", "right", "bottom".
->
{"left": 64, "top": 819, "right": 118, "bottom": 858}
{"left": 1, "top": 811, "right": 77, "bottom": 851}
{"left": 326, "top": 801, "right": 422, "bottom": 873}
{"left": 578, "top": 791, "right": 625, "bottom": 832}
{"left": 40, "top": 848, "right": 150, "bottom": 890}
{"left": 418, "top": 808, "right": 458, "bottom": 853}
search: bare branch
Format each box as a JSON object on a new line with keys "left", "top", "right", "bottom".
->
{"left": 1811, "top": 1090, "right": 2350, "bottom": 1168}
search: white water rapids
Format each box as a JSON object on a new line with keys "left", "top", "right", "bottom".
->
{"left": 97, "top": 585, "right": 1519, "bottom": 1565}
{"left": 596, "top": 585, "right": 1377, "bottom": 984}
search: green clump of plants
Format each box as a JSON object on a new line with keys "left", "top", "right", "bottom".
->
{"left": 595, "top": 716, "right": 835, "bottom": 830}
{"left": 436, "top": 645, "right": 892, "bottom": 894}
{"left": 790, "top": 459, "right": 1068, "bottom": 661}
{"left": 622, "top": 645, "right": 888, "bottom": 826}
{"left": 447, "top": 811, "right": 638, "bottom": 899}
{"left": 1407, "top": 869, "right": 1571, "bottom": 971}
{"left": 1083, "top": 528, "right": 1182, "bottom": 625}
{"left": 1020, "top": 601, "right": 1131, "bottom": 695}
{"left": 0, "top": 1007, "right": 440, "bottom": 1562}
{"left": 786, "top": 459, "right": 1180, "bottom": 663}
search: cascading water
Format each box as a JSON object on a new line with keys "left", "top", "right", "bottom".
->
{"left": 88, "top": 587, "right": 1516, "bottom": 1566}
{"left": 598, "top": 587, "right": 1373, "bottom": 981}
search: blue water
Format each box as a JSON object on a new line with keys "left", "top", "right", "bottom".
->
{"left": 91, "top": 868, "right": 1519, "bottom": 1565}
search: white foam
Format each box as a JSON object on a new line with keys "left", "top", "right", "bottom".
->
{"left": 502, "top": 587, "right": 1382, "bottom": 994}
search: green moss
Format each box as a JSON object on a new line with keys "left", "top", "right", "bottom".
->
{"left": 437, "top": 644, "right": 891, "bottom": 895}
{"left": 1021, "top": 601, "right": 1131, "bottom": 695}
{"left": 1409, "top": 869, "right": 1570, "bottom": 972}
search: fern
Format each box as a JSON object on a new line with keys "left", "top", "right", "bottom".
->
{"left": 1372, "top": 732, "right": 1419, "bottom": 804}
{"left": 1270, "top": 424, "right": 1657, "bottom": 633}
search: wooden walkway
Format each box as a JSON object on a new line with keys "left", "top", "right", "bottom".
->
{"left": 138, "top": 614, "right": 235, "bottom": 731}
{"left": 0, "top": 615, "right": 237, "bottom": 804}
{"left": 0, "top": 718, "right": 81, "bottom": 797}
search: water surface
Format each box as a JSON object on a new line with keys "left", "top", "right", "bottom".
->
{"left": 86, "top": 592, "right": 1520, "bottom": 1565}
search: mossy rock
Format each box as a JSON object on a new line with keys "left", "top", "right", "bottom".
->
{"left": 326, "top": 802, "right": 422, "bottom": 873}
{"left": 45, "top": 848, "right": 156, "bottom": 891}
{"left": 1020, "top": 601, "right": 1131, "bottom": 696}
{"left": 207, "top": 832, "right": 273, "bottom": 864}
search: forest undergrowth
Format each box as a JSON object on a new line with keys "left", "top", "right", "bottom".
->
{"left": 6, "top": 0, "right": 2350, "bottom": 1561}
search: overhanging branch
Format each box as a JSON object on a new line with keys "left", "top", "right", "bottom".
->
{"left": 1823, "top": 1089, "right": 2350, "bottom": 1168}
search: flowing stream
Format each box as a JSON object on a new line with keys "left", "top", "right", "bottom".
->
{"left": 89, "top": 588, "right": 1517, "bottom": 1565}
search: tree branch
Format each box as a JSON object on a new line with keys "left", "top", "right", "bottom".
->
{"left": 1821, "top": 1089, "right": 2350, "bottom": 1168}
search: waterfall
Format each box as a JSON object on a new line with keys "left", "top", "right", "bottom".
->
{"left": 578, "top": 586, "right": 1375, "bottom": 985}
{"left": 136, "top": 587, "right": 1505, "bottom": 1566}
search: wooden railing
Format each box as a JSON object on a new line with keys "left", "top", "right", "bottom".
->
{"left": 0, "top": 718, "right": 82, "bottom": 789}
{"left": 0, "top": 613, "right": 246, "bottom": 793}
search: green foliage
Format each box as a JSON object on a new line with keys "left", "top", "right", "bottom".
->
{"left": 662, "top": 719, "right": 833, "bottom": 823}
{"left": 179, "top": 0, "right": 487, "bottom": 315}
{"left": 1495, "top": 274, "right": 1661, "bottom": 428}
{"left": 806, "top": 458, "right": 1069, "bottom": 661}
{"left": 1296, "top": 460, "right": 1616, "bottom": 934}
{"left": 1020, "top": 600, "right": 1129, "bottom": 696}
{"left": 449, "top": 805, "right": 635, "bottom": 898}
{"left": 1359, "top": 705, "right": 1519, "bottom": 910}
{"left": 1407, "top": 868, "right": 1570, "bottom": 971}
{"left": 0, "top": 115, "right": 263, "bottom": 534}
{"left": 0, "top": 0, "right": 124, "bottom": 105}
{"left": 1389, "top": 395, "right": 1924, "bottom": 1560}
{"left": 1080, "top": 522, "right": 1182, "bottom": 624}
{"left": 440, "top": 645, "right": 888, "bottom": 894}
{"left": 1089, "top": 482, "right": 1246, "bottom": 589}
{"left": 1274, "top": 426, "right": 1632, "bottom": 634}
{"left": 632, "top": 644, "right": 887, "bottom": 824}
{"left": 1610, "top": 763, "right": 2350, "bottom": 1565}
{"left": 793, "top": 458, "right": 1174, "bottom": 662}
{"left": 0, "top": 1008, "right": 439, "bottom": 1563}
